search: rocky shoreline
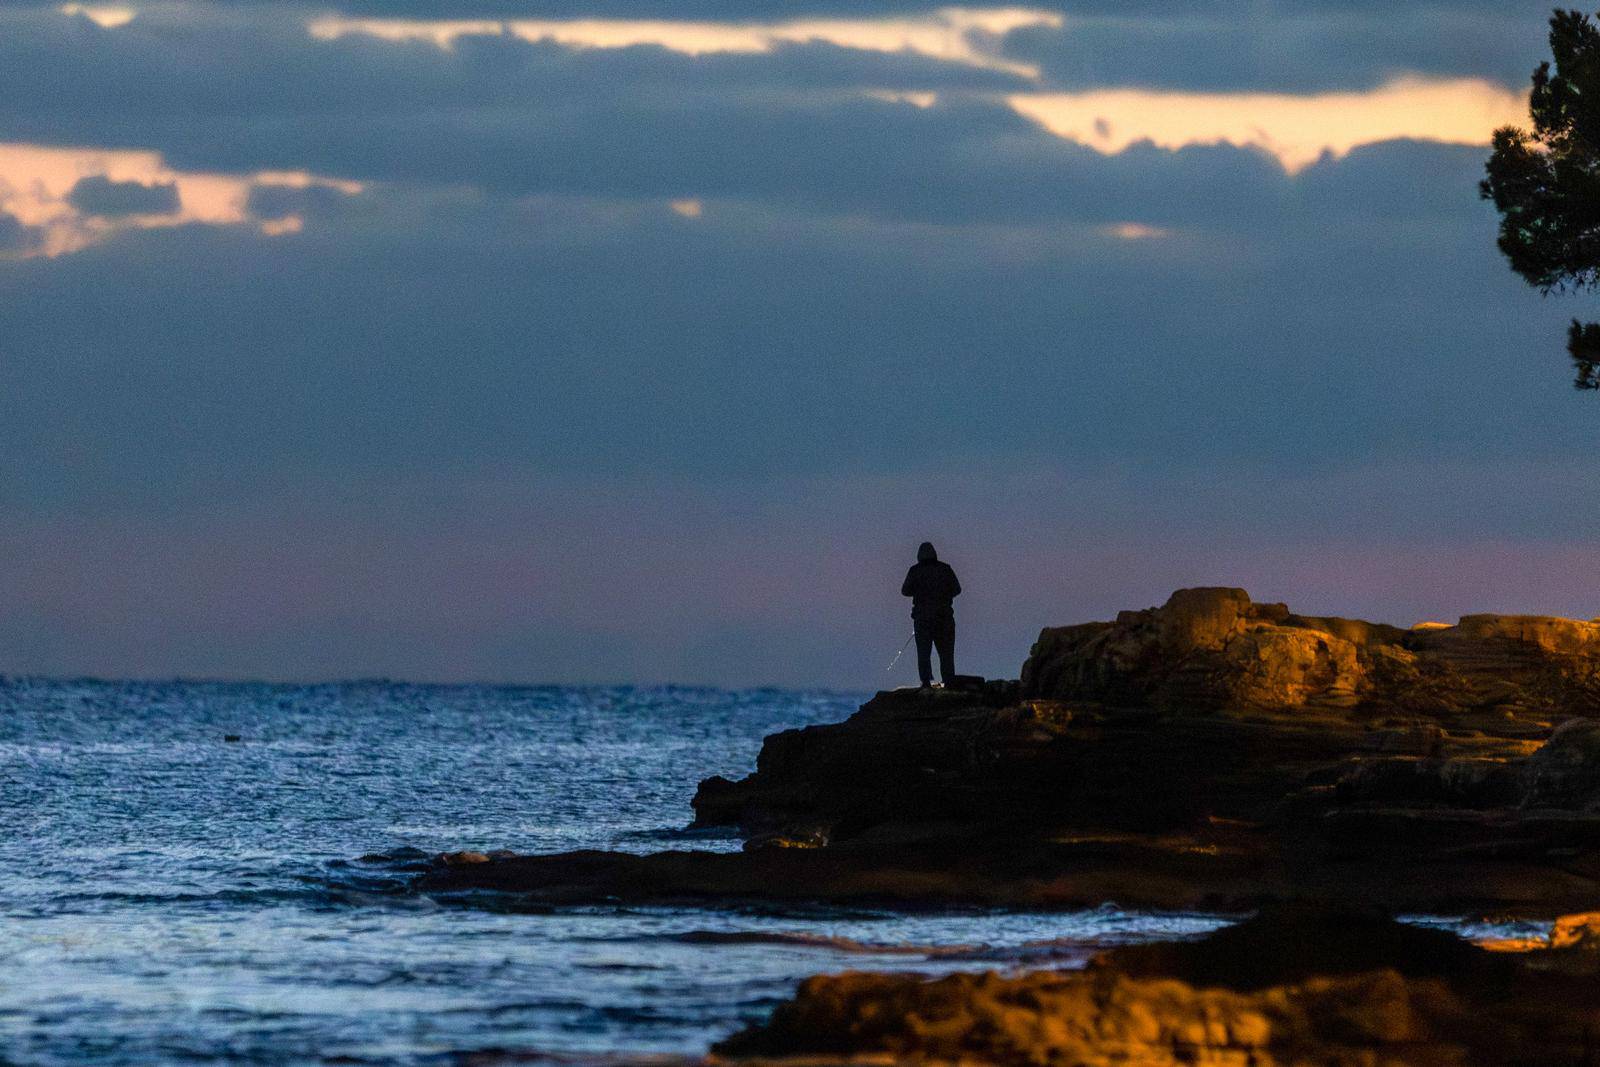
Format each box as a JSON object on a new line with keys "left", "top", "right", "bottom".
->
{"left": 416, "top": 588, "right": 1600, "bottom": 1062}
{"left": 421, "top": 588, "right": 1600, "bottom": 916}
{"left": 715, "top": 904, "right": 1600, "bottom": 1065}
{"left": 455, "top": 905, "right": 1600, "bottom": 1065}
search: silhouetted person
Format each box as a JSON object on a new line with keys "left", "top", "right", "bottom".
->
{"left": 901, "top": 541, "right": 960, "bottom": 687}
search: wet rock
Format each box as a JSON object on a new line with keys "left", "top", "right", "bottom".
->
{"left": 743, "top": 825, "right": 829, "bottom": 851}
{"left": 438, "top": 849, "right": 516, "bottom": 866}
{"left": 1099, "top": 902, "right": 1488, "bottom": 988}
{"left": 688, "top": 775, "right": 743, "bottom": 828}
{"left": 715, "top": 906, "right": 1600, "bottom": 1066}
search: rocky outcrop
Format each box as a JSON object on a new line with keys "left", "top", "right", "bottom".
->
{"left": 419, "top": 589, "right": 1600, "bottom": 916}
{"left": 716, "top": 905, "right": 1600, "bottom": 1065}
{"left": 1021, "top": 587, "right": 1600, "bottom": 720}
{"left": 1022, "top": 587, "right": 1374, "bottom": 712}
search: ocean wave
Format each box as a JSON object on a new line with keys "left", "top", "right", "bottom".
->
{"left": 653, "top": 930, "right": 982, "bottom": 955}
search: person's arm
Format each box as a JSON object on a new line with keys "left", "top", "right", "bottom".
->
{"left": 902, "top": 567, "right": 916, "bottom": 597}
{"left": 947, "top": 566, "right": 961, "bottom": 598}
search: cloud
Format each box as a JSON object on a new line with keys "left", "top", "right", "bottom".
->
{"left": 1101, "top": 221, "right": 1168, "bottom": 239}
{"left": 284, "top": 3, "right": 1556, "bottom": 98}
{"left": 245, "top": 180, "right": 362, "bottom": 220}
{"left": 58, "top": 3, "right": 133, "bottom": 28}
{"left": 1008, "top": 76, "right": 1526, "bottom": 172}
{"left": 0, "top": 2, "right": 1543, "bottom": 212}
{"left": 0, "top": 141, "right": 362, "bottom": 254}
{"left": 0, "top": 77, "right": 1488, "bottom": 235}
{"left": 1001, "top": 8, "right": 1549, "bottom": 93}
{"left": 67, "top": 173, "right": 179, "bottom": 215}
{"left": 198, "top": 0, "right": 1551, "bottom": 17}
{"left": 287, "top": 1, "right": 1556, "bottom": 97}
{"left": 0, "top": 208, "right": 44, "bottom": 252}
{"left": 0, "top": 138, "right": 1570, "bottom": 517}
{"left": 308, "top": 7, "right": 1061, "bottom": 78}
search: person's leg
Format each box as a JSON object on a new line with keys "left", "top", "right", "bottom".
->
{"left": 935, "top": 617, "right": 955, "bottom": 685}
{"left": 914, "top": 625, "right": 934, "bottom": 687}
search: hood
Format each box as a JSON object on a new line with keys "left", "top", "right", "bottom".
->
{"left": 917, "top": 542, "right": 937, "bottom": 563}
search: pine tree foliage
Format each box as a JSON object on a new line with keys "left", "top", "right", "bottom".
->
{"left": 1483, "top": 10, "right": 1600, "bottom": 387}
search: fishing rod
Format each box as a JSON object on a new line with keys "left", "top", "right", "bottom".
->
{"left": 884, "top": 631, "right": 915, "bottom": 672}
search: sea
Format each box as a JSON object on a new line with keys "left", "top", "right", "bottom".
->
{"left": 0, "top": 679, "right": 1548, "bottom": 1065}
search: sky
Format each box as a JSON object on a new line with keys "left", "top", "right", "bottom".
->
{"left": 1, "top": 0, "right": 1596, "bottom": 688}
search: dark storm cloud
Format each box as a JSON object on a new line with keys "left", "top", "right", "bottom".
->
{"left": 318, "top": 0, "right": 1552, "bottom": 94}
{"left": 0, "top": 0, "right": 1561, "bottom": 27}
{"left": 0, "top": 8, "right": 1048, "bottom": 215}
{"left": 67, "top": 174, "right": 181, "bottom": 216}
{"left": 0, "top": 10, "right": 1214, "bottom": 223}
{"left": 0, "top": 136, "right": 1571, "bottom": 516}
{"left": 181, "top": 0, "right": 1561, "bottom": 17}
{"left": 0, "top": 2, "right": 1547, "bottom": 238}
{"left": 190, "top": 97, "right": 1290, "bottom": 227}
{"left": 1003, "top": 9, "right": 1549, "bottom": 92}
{"left": 0, "top": 0, "right": 1549, "bottom": 187}
{"left": 1292, "top": 138, "right": 1487, "bottom": 218}
{"left": 0, "top": 8, "right": 1292, "bottom": 228}
{"left": 0, "top": 7, "right": 1025, "bottom": 132}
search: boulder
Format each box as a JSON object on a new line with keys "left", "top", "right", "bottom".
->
{"left": 1522, "top": 718, "right": 1600, "bottom": 810}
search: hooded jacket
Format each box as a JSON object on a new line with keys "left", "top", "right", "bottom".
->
{"left": 901, "top": 542, "right": 961, "bottom": 620}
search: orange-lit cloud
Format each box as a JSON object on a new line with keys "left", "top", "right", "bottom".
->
{"left": 1103, "top": 222, "right": 1171, "bottom": 240}
{"left": 57, "top": 3, "right": 134, "bottom": 28}
{"left": 864, "top": 90, "right": 939, "bottom": 109}
{"left": 0, "top": 143, "right": 361, "bottom": 256}
{"left": 303, "top": 11, "right": 1526, "bottom": 171}
{"left": 308, "top": 8, "right": 1062, "bottom": 78}
{"left": 1008, "top": 76, "right": 1528, "bottom": 172}
{"left": 258, "top": 215, "right": 305, "bottom": 237}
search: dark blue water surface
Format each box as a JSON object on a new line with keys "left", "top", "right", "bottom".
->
{"left": 0, "top": 680, "right": 1544, "bottom": 1065}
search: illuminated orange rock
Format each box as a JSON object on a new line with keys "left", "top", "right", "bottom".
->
{"left": 1023, "top": 587, "right": 1378, "bottom": 711}
{"left": 1550, "top": 911, "right": 1600, "bottom": 951}
{"left": 1022, "top": 587, "right": 1600, "bottom": 720}
{"left": 716, "top": 906, "right": 1600, "bottom": 1065}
